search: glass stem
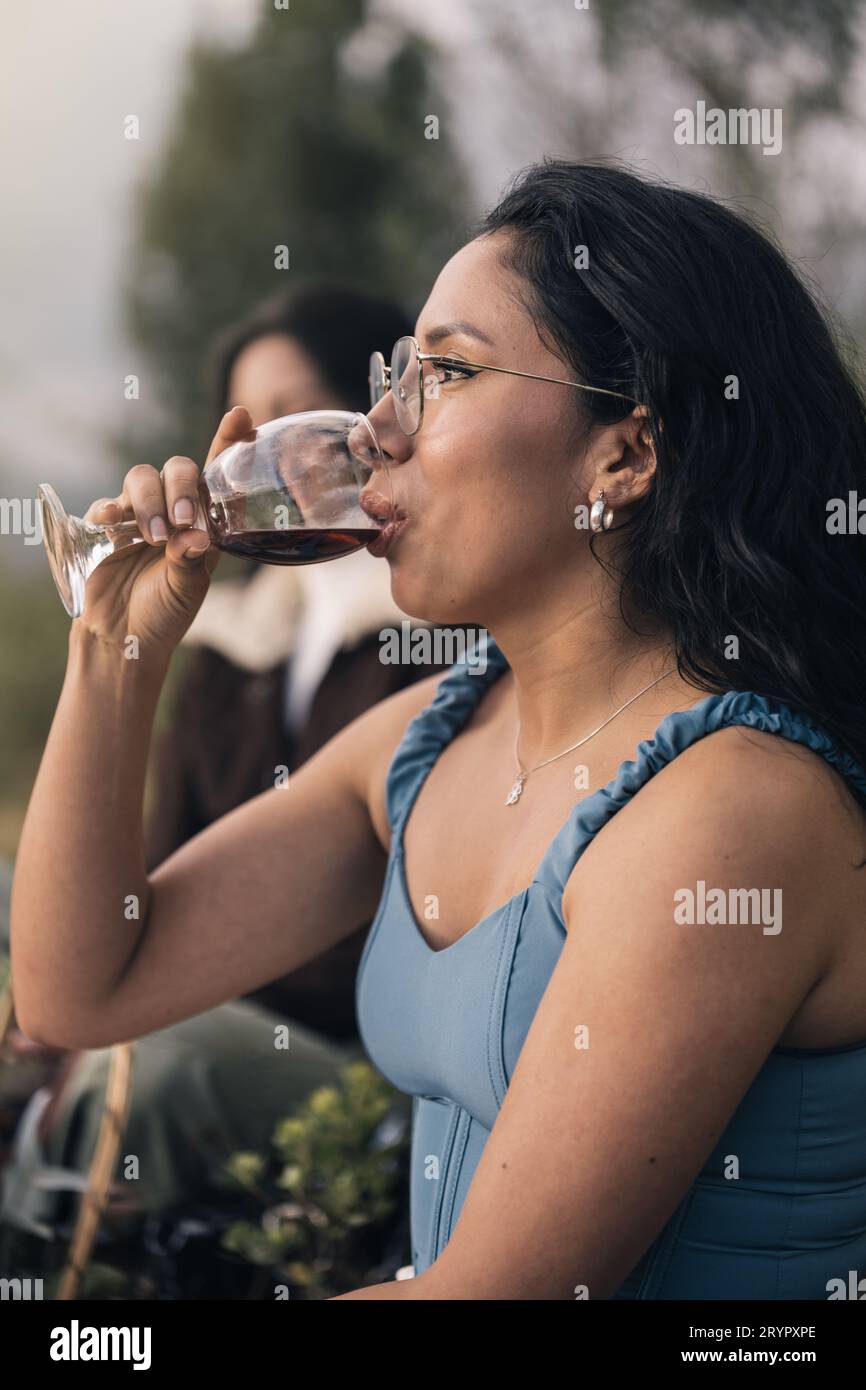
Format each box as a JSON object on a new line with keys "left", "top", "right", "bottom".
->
{"left": 96, "top": 518, "right": 151, "bottom": 550}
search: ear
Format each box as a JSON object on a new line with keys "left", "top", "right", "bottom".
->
{"left": 589, "top": 405, "right": 657, "bottom": 515}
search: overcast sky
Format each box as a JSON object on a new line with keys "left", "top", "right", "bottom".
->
{"left": 0, "top": 2, "right": 263, "bottom": 508}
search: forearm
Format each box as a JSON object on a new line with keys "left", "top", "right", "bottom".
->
{"left": 329, "top": 1275, "right": 432, "bottom": 1300}
{"left": 11, "top": 624, "right": 170, "bottom": 1042}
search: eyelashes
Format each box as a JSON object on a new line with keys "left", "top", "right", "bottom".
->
{"left": 432, "top": 359, "right": 478, "bottom": 383}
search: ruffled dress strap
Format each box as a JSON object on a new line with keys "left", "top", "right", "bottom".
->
{"left": 385, "top": 630, "right": 509, "bottom": 842}
{"left": 534, "top": 686, "right": 866, "bottom": 897}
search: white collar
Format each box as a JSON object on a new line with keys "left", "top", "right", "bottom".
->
{"left": 180, "top": 546, "right": 416, "bottom": 673}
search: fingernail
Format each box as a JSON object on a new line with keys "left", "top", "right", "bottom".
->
{"left": 174, "top": 499, "right": 195, "bottom": 525}
{"left": 185, "top": 544, "right": 208, "bottom": 560}
{"left": 150, "top": 516, "right": 168, "bottom": 542}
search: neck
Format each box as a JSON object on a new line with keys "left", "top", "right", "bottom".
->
{"left": 488, "top": 587, "right": 684, "bottom": 767}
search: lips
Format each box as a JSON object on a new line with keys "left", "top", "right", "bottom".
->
{"left": 360, "top": 488, "right": 395, "bottom": 524}
{"left": 358, "top": 489, "right": 408, "bottom": 553}
{"left": 359, "top": 490, "right": 409, "bottom": 557}
{"left": 366, "top": 513, "right": 409, "bottom": 557}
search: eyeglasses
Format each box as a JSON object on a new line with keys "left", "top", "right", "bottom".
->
{"left": 368, "top": 334, "right": 637, "bottom": 435}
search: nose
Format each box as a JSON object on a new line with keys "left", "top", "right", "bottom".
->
{"left": 367, "top": 391, "right": 413, "bottom": 467}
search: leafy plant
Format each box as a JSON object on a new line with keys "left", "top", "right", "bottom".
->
{"left": 221, "top": 1060, "right": 411, "bottom": 1299}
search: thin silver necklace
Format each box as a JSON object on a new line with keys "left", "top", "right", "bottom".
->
{"left": 505, "top": 668, "right": 677, "bottom": 805}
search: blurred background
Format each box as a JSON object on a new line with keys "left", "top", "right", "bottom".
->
{"left": 1, "top": 0, "right": 865, "bottom": 854}
{"left": 0, "top": 0, "right": 865, "bottom": 1298}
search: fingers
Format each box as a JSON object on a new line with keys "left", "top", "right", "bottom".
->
{"left": 204, "top": 405, "right": 255, "bottom": 467}
{"left": 85, "top": 423, "right": 242, "bottom": 553}
{"left": 121, "top": 464, "right": 171, "bottom": 543}
{"left": 116, "top": 457, "right": 199, "bottom": 545}
{"left": 160, "top": 456, "right": 201, "bottom": 528}
{"left": 83, "top": 496, "right": 126, "bottom": 526}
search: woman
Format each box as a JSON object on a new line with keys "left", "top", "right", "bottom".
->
{"left": 11, "top": 159, "right": 866, "bottom": 1299}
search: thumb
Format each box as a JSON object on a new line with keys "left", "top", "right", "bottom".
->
{"left": 163, "top": 528, "right": 219, "bottom": 604}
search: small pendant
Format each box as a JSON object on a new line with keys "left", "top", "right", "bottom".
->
{"left": 505, "top": 775, "right": 526, "bottom": 806}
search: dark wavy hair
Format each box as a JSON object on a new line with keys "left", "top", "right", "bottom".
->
{"left": 475, "top": 158, "right": 866, "bottom": 809}
{"left": 207, "top": 279, "right": 411, "bottom": 419}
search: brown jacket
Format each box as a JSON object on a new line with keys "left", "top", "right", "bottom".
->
{"left": 144, "top": 562, "right": 465, "bottom": 1043}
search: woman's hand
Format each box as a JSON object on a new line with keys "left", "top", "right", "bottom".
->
{"left": 77, "top": 406, "right": 255, "bottom": 654}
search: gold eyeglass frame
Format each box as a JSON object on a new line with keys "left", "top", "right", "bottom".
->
{"left": 368, "top": 334, "right": 637, "bottom": 435}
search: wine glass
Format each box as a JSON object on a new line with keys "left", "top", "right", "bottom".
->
{"left": 37, "top": 409, "right": 395, "bottom": 619}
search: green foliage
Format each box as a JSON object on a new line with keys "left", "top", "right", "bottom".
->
{"left": 0, "top": 1059, "right": 408, "bottom": 1300}
{"left": 221, "top": 1060, "right": 410, "bottom": 1299}
{"left": 120, "top": 0, "right": 471, "bottom": 466}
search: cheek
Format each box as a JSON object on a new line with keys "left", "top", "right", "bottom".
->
{"left": 476, "top": 415, "right": 572, "bottom": 532}
{"left": 404, "top": 399, "right": 576, "bottom": 559}
{"left": 415, "top": 438, "right": 518, "bottom": 550}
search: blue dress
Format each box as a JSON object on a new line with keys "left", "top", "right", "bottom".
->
{"left": 355, "top": 632, "right": 866, "bottom": 1298}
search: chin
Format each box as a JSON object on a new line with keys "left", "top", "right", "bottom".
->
{"left": 385, "top": 566, "right": 471, "bottom": 629}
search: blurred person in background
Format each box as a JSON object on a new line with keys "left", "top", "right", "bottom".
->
{"left": 1, "top": 283, "right": 464, "bottom": 1241}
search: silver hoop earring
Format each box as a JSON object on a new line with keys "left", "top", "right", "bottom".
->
{"left": 589, "top": 490, "right": 614, "bottom": 533}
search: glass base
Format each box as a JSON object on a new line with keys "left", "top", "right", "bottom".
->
{"left": 37, "top": 483, "right": 87, "bottom": 618}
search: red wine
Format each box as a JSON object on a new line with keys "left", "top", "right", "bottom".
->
{"left": 215, "top": 526, "right": 381, "bottom": 564}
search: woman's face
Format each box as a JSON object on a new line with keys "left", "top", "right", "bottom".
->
{"left": 226, "top": 333, "right": 340, "bottom": 427}
{"left": 367, "top": 231, "right": 604, "bottom": 627}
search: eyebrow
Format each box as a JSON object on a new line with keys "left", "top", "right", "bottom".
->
{"left": 421, "top": 319, "right": 496, "bottom": 349}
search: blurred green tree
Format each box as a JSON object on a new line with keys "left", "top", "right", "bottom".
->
{"left": 120, "top": 0, "right": 472, "bottom": 465}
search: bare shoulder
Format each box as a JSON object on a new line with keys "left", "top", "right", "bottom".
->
{"left": 563, "top": 720, "right": 866, "bottom": 944}
{"left": 344, "top": 667, "right": 450, "bottom": 853}
{"left": 673, "top": 722, "right": 866, "bottom": 850}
